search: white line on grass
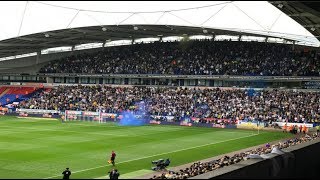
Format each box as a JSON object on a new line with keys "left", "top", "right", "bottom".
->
{"left": 0, "top": 124, "right": 184, "bottom": 137}
{"left": 67, "top": 123, "right": 185, "bottom": 131}
{"left": 0, "top": 125, "right": 128, "bottom": 137}
{"left": 43, "top": 133, "right": 258, "bottom": 179}
{"left": 94, "top": 169, "right": 153, "bottom": 179}
{"left": 16, "top": 117, "right": 59, "bottom": 120}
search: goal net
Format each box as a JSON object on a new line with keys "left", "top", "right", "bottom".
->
{"left": 64, "top": 110, "right": 101, "bottom": 123}
{"left": 64, "top": 110, "right": 118, "bottom": 123}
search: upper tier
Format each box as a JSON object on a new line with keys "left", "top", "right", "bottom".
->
{"left": 39, "top": 40, "right": 319, "bottom": 76}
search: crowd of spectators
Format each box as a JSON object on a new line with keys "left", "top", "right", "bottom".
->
{"left": 151, "top": 133, "right": 319, "bottom": 179}
{"left": 17, "top": 85, "right": 320, "bottom": 124}
{"left": 39, "top": 40, "right": 320, "bottom": 76}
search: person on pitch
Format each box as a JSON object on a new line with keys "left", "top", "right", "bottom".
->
{"left": 108, "top": 150, "right": 116, "bottom": 166}
{"left": 62, "top": 167, "right": 71, "bottom": 180}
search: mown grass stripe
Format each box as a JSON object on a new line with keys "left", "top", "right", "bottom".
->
{"left": 44, "top": 133, "right": 257, "bottom": 179}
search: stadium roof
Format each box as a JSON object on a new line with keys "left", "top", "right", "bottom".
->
{"left": 270, "top": 1, "right": 320, "bottom": 42}
{"left": 0, "top": 1, "right": 319, "bottom": 59}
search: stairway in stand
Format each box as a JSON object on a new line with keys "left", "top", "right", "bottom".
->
{"left": 0, "top": 87, "right": 9, "bottom": 98}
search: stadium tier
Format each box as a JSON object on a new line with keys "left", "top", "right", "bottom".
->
{"left": 15, "top": 85, "right": 320, "bottom": 125}
{"left": 39, "top": 41, "right": 320, "bottom": 76}
{"left": 0, "top": 87, "right": 40, "bottom": 106}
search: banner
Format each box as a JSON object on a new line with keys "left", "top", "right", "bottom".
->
{"left": 66, "top": 110, "right": 82, "bottom": 115}
{"left": 101, "top": 113, "right": 117, "bottom": 119}
{"left": 275, "top": 122, "right": 313, "bottom": 128}
{"left": 150, "top": 115, "right": 175, "bottom": 121}
{"left": 237, "top": 121, "right": 265, "bottom": 130}
{"left": 180, "top": 121, "right": 192, "bottom": 126}
{"left": 83, "top": 111, "right": 99, "bottom": 116}
{"left": 212, "top": 124, "right": 226, "bottom": 128}
{"left": 149, "top": 120, "right": 161, "bottom": 124}
{"left": 191, "top": 117, "right": 232, "bottom": 121}
{"left": 43, "top": 114, "right": 52, "bottom": 118}
{"left": 17, "top": 108, "right": 59, "bottom": 114}
{"left": 10, "top": 82, "right": 21, "bottom": 85}
{"left": 21, "top": 83, "right": 44, "bottom": 87}
{"left": 19, "top": 112, "right": 28, "bottom": 117}
{"left": 66, "top": 115, "right": 77, "bottom": 120}
{"left": 42, "top": 83, "right": 54, "bottom": 87}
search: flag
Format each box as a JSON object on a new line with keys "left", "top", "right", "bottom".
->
{"left": 108, "top": 159, "right": 112, "bottom": 164}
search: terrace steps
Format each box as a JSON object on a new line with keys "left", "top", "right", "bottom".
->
{"left": 0, "top": 88, "right": 9, "bottom": 98}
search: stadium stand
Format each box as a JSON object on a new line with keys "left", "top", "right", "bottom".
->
{"left": 39, "top": 40, "right": 320, "bottom": 76}
{"left": 0, "top": 87, "right": 8, "bottom": 97}
{"left": 150, "top": 133, "right": 320, "bottom": 179}
{"left": 16, "top": 85, "right": 320, "bottom": 124}
{"left": 0, "top": 87, "right": 40, "bottom": 106}
{"left": 0, "top": 1, "right": 319, "bottom": 179}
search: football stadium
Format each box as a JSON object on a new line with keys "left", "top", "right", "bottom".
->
{"left": 0, "top": 1, "right": 320, "bottom": 179}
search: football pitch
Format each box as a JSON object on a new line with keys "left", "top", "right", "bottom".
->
{"left": 0, "top": 116, "right": 292, "bottom": 179}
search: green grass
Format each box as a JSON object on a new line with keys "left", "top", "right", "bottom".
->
{"left": 0, "top": 116, "right": 293, "bottom": 179}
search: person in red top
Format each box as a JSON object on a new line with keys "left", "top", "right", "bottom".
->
{"left": 283, "top": 124, "right": 287, "bottom": 133}
{"left": 302, "top": 125, "right": 307, "bottom": 134}
{"left": 109, "top": 150, "right": 116, "bottom": 166}
{"left": 299, "top": 125, "right": 303, "bottom": 133}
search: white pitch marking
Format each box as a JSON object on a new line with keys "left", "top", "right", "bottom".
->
{"left": 0, "top": 125, "right": 128, "bottom": 137}
{"left": 43, "top": 133, "right": 258, "bottom": 179}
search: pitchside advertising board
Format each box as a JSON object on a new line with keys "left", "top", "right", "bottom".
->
{"left": 65, "top": 111, "right": 129, "bottom": 122}
{"left": 237, "top": 121, "right": 266, "bottom": 130}
{"left": 16, "top": 109, "right": 59, "bottom": 118}
{"left": 237, "top": 120, "right": 314, "bottom": 129}
{"left": 275, "top": 122, "right": 313, "bottom": 128}
{"left": 65, "top": 110, "right": 100, "bottom": 121}
{"left": 64, "top": 110, "right": 237, "bottom": 128}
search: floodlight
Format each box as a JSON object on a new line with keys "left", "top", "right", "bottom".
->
{"left": 277, "top": 4, "right": 283, "bottom": 8}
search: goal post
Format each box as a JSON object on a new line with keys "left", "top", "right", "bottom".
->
{"left": 63, "top": 110, "right": 148, "bottom": 124}
{"left": 64, "top": 110, "right": 102, "bottom": 123}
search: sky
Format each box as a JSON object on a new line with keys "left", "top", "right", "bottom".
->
{"left": 0, "top": 1, "right": 318, "bottom": 47}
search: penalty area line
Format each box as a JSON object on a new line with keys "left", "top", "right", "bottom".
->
{"left": 43, "top": 133, "right": 258, "bottom": 179}
{"left": 16, "top": 117, "right": 59, "bottom": 121}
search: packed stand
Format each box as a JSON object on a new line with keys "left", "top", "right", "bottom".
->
{"left": 16, "top": 85, "right": 320, "bottom": 124}
{"left": 39, "top": 40, "right": 320, "bottom": 76}
{"left": 151, "top": 133, "right": 320, "bottom": 179}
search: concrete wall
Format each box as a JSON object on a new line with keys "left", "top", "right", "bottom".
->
{"left": 190, "top": 139, "right": 320, "bottom": 179}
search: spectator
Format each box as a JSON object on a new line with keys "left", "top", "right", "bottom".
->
{"left": 150, "top": 132, "right": 319, "bottom": 179}
{"left": 38, "top": 40, "right": 320, "bottom": 76}
{"left": 62, "top": 168, "right": 71, "bottom": 180}
{"left": 17, "top": 86, "right": 320, "bottom": 126}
